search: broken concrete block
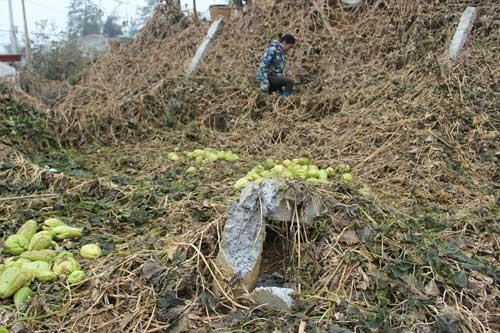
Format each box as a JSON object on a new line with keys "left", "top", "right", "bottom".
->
{"left": 301, "top": 195, "right": 327, "bottom": 223}
{"left": 448, "top": 7, "right": 477, "bottom": 60}
{"left": 215, "top": 180, "right": 286, "bottom": 293}
{"left": 261, "top": 180, "right": 293, "bottom": 222}
{"left": 266, "top": 199, "right": 294, "bottom": 222}
{"left": 216, "top": 200, "right": 266, "bottom": 293}
{"left": 267, "top": 194, "right": 326, "bottom": 224}
{"left": 250, "top": 286, "right": 294, "bottom": 311}
{"left": 216, "top": 180, "right": 327, "bottom": 295}
{"left": 238, "top": 181, "right": 260, "bottom": 206}
{"left": 259, "top": 180, "right": 287, "bottom": 216}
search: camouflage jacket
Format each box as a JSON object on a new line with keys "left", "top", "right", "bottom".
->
{"left": 256, "top": 40, "right": 286, "bottom": 91}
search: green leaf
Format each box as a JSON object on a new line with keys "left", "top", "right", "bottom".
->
{"left": 452, "top": 271, "right": 468, "bottom": 288}
{"left": 436, "top": 314, "right": 459, "bottom": 333}
{"left": 328, "top": 325, "right": 352, "bottom": 333}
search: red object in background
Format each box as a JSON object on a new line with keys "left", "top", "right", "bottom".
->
{"left": 0, "top": 54, "right": 22, "bottom": 62}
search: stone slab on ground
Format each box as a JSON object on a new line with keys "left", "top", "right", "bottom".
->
{"left": 266, "top": 187, "right": 326, "bottom": 223}
{"left": 215, "top": 180, "right": 328, "bottom": 294}
{"left": 250, "top": 286, "right": 294, "bottom": 311}
{"left": 301, "top": 195, "right": 328, "bottom": 222}
{"left": 266, "top": 198, "right": 294, "bottom": 222}
{"left": 448, "top": 6, "right": 477, "bottom": 60}
{"left": 216, "top": 180, "right": 285, "bottom": 293}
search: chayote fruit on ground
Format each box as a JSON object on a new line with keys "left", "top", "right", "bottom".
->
{"left": 0, "top": 267, "right": 33, "bottom": 299}
{"left": 20, "top": 249, "right": 57, "bottom": 262}
{"left": 51, "top": 226, "right": 83, "bottom": 240}
{"left": 16, "top": 220, "right": 38, "bottom": 241}
{"left": 67, "top": 270, "right": 86, "bottom": 284}
{"left": 42, "top": 218, "right": 66, "bottom": 230}
{"left": 52, "top": 252, "right": 81, "bottom": 276}
{"left": 80, "top": 244, "right": 102, "bottom": 259}
{"left": 28, "top": 231, "right": 52, "bottom": 251}
{"left": 4, "top": 235, "right": 29, "bottom": 255}
{"left": 13, "top": 286, "right": 33, "bottom": 306}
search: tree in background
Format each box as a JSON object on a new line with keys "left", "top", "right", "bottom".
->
{"left": 103, "top": 15, "right": 123, "bottom": 38}
{"left": 31, "top": 39, "right": 88, "bottom": 83}
{"left": 122, "top": 0, "right": 156, "bottom": 37}
{"left": 127, "top": 18, "right": 140, "bottom": 37}
{"left": 67, "top": 0, "right": 104, "bottom": 38}
{"left": 136, "top": 0, "right": 157, "bottom": 28}
{"left": 30, "top": 20, "right": 88, "bottom": 83}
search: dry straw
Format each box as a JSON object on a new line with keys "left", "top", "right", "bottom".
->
{"left": 0, "top": 0, "right": 499, "bottom": 331}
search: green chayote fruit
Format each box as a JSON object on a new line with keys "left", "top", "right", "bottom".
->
{"left": 4, "top": 235, "right": 29, "bottom": 255}
{"left": 28, "top": 231, "right": 52, "bottom": 251}
{"left": 20, "top": 249, "right": 57, "bottom": 262}
{"left": 0, "top": 267, "right": 33, "bottom": 299}
{"left": 67, "top": 270, "right": 85, "bottom": 284}
{"left": 80, "top": 244, "right": 102, "bottom": 259}
{"left": 13, "top": 286, "right": 33, "bottom": 306}
{"left": 51, "top": 226, "right": 83, "bottom": 240}
{"left": 16, "top": 220, "right": 38, "bottom": 241}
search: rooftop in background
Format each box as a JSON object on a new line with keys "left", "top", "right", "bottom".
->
{"left": 0, "top": 54, "right": 22, "bottom": 62}
{"left": 0, "top": 0, "right": 151, "bottom": 48}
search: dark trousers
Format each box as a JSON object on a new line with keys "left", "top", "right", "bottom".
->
{"left": 268, "top": 75, "right": 294, "bottom": 94}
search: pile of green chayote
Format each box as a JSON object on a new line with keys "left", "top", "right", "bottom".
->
{"left": 234, "top": 158, "right": 354, "bottom": 189}
{"left": 0, "top": 218, "right": 102, "bottom": 306}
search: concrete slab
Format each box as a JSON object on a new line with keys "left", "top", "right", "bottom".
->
{"left": 266, "top": 199, "right": 294, "bottom": 222}
{"left": 215, "top": 180, "right": 327, "bottom": 295}
{"left": 301, "top": 195, "right": 328, "bottom": 222}
{"left": 250, "top": 286, "right": 294, "bottom": 311}
{"left": 185, "top": 18, "right": 223, "bottom": 77}
{"left": 216, "top": 183, "right": 267, "bottom": 293}
{"left": 448, "top": 7, "right": 477, "bottom": 60}
{"left": 216, "top": 181, "right": 285, "bottom": 293}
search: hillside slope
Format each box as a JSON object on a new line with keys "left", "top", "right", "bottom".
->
{"left": 0, "top": 0, "right": 499, "bottom": 332}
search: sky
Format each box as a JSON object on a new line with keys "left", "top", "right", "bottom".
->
{"left": 0, "top": 0, "right": 227, "bottom": 52}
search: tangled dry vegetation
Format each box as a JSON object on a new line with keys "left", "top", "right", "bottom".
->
{"left": 0, "top": 0, "right": 499, "bottom": 332}
{"left": 50, "top": 0, "right": 203, "bottom": 146}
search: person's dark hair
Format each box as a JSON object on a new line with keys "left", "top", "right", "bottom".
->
{"left": 278, "top": 33, "right": 296, "bottom": 45}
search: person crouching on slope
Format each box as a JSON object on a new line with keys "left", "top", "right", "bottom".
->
{"left": 257, "top": 33, "right": 296, "bottom": 97}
